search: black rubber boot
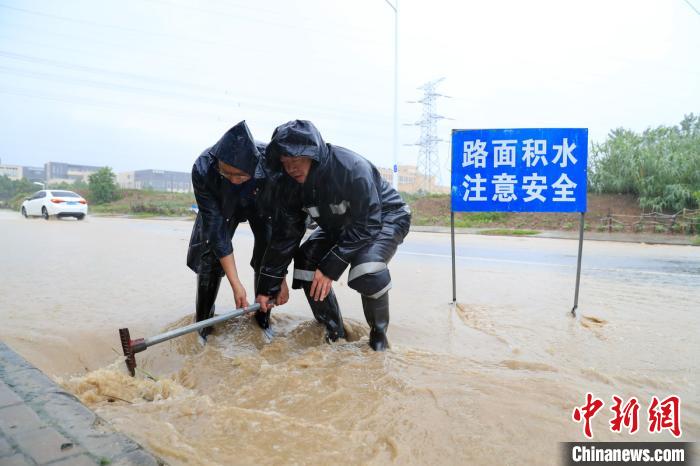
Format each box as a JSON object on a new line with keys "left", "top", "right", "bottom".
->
{"left": 362, "top": 293, "right": 390, "bottom": 351}
{"left": 302, "top": 284, "right": 346, "bottom": 342}
{"left": 195, "top": 274, "right": 222, "bottom": 340}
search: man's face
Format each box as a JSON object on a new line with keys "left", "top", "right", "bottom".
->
{"left": 217, "top": 160, "right": 251, "bottom": 185}
{"left": 280, "top": 155, "right": 312, "bottom": 184}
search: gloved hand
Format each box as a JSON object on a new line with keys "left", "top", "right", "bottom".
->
{"left": 254, "top": 308, "right": 271, "bottom": 329}
{"left": 254, "top": 295, "right": 275, "bottom": 330}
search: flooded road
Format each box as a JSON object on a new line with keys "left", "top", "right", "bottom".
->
{"left": 1, "top": 210, "right": 698, "bottom": 465}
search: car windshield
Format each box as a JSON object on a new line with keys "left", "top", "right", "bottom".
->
{"left": 50, "top": 191, "right": 80, "bottom": 198}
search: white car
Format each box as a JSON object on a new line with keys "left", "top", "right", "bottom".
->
{"left": 21, "top": 190, "right": 88, "bottom": 220}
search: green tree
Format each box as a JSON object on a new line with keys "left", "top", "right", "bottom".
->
{"left": 0, "top": 175, "right": 37, "bottom": 209}
{"left": 589, "top": 114, "right": 700, "bottom": 212}
{"left": 48, "top": 179, "right": 89, "bottom": 192}
{"left": 0, "top": 175, "right": 16, "bottom": 201}
{"left": 88, "top": 167, "right": 120, "bottom": 204}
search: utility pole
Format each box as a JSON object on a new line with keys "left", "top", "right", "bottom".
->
{"left": 384, "top": 0, "right": 399, "bottom": 190}
{"left": 406, "top": 77, "right": 450, "bottom": 193}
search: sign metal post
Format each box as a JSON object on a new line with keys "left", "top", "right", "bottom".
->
{"left": 450, "top": 128, "right": 588, "bottom": 315}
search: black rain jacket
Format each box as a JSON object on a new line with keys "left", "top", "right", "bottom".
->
{"left": 257, "top": 120, "right": 410, "bottom": 296}
{"left": 186, "top": 121, "right": 269, "bottom": 275}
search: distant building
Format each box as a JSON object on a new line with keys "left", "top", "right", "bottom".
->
{"left": 22, "top": 166, "right": 46, "bottom": 182}
{"left": 377, "top": 165, "right": 449, "bottom": 194}
{"left": 0, "top": 164, "right": 46, "bottom": 182}
{"left": 0, "top": 164, "right": 22, "bottom": 180}
{"left": 118, "top": 169, "right": 192, "bottom": 193}
{"left": 45, "top": 161, "right": 102, "bottom": 185}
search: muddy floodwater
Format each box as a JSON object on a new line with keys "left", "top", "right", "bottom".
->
{"left": 0, "top": 210, "right": 698, "bottom": 465}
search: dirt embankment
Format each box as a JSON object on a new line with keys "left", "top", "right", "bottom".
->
{"left": 408, "top": 193, "right": 697, "bottom": 234}
{"left": 84, "top": 190, "right": 697, "bottom": 237}
{"left": 90, "top": 189, "right": 196, "bottom": 217}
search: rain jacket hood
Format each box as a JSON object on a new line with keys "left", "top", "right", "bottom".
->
{"left": 256, "top": 120, "right": 411, "bottom": 298}
{"left": 208, "top": 120, "right": 261, "bottom": 177}
{"left": 265, "top": 120, "right": 328, "bottom": 172}
{"left": 187, "top": 126, "right": 269, "bottom": 276}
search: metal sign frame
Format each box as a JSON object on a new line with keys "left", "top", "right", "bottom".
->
{"left": 450, "top": 128, "right": 589, "bottom": 315}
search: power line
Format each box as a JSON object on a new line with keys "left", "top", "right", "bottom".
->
{"left": 0, "top": 86, "right": 215, "bottom": 121}
{"left": 0, "top": 85, "right": 397, "bottom": 148}
{"left": 0, "top": 2, "right": 381, "bottom": 48}
{"left": 0, "top": 65, "right": 391, "bottom": 125}
{"left": 0, "top": 2, "right": 400, "bottom": 144}
{"left": 0, "top": 24, "right": 209, "bottom": 68}
{"left": 0, "top": 2, "right": 397, "bottom": 106}
{"left": 0, "top": 50, "right": 216, "bottom": 94}
{"left": 0, "top": 3, "right": 200, "bottom": 42}
{"left": 0, "top": 83, "right": 400, "bottom": 172}
{"left": 0, "top": 51, "right": 391, "bottom": 122}
{"left": 141, "top": 0, "right": 378, "bottom": 37}
{"left": 0, "top": 28, "right": 391, "bottom": 88}
{"left": 0, "top": 64, "right": 242, "bottom": 106}
{"left": 682, "top": 0, "right": 700, "bottom": 16}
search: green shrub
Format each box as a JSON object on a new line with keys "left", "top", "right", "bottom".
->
{"left": 0, "top": 175, "right": 36, "bottom": 209}
{"left": 589, "top": 114, "right": 700, "bottom": 212}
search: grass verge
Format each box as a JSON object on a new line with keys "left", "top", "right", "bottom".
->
{"left": 478, "top": 229, "right": 540, "bottom": 236}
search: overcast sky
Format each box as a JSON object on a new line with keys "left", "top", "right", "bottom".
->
{"left": 0, "top": 0, "right": 698, "bottom": 185}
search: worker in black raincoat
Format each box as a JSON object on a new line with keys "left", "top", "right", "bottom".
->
{"left": 187, "top": 120, "right": 289, "bottom": 341}
{"left": 255, "top": 120, "right": 411, "bottom": 351}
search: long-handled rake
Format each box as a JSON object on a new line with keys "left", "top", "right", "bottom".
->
{"left": 119, "top": 303, "right": 260, "bottom": 376}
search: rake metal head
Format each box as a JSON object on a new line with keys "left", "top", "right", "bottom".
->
{"left": 119, "top": 328, "right": 137, "bottom": 376}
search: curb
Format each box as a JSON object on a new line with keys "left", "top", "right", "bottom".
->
{"left": 81, "top": 213, "right": 699, "bottom": 247}
{"left": 0, "top": 341, "right": 165, "bottom": 466}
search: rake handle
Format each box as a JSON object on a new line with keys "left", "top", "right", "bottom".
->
{"left": 119, "top": 303, "right": 262, "bottom": 376}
